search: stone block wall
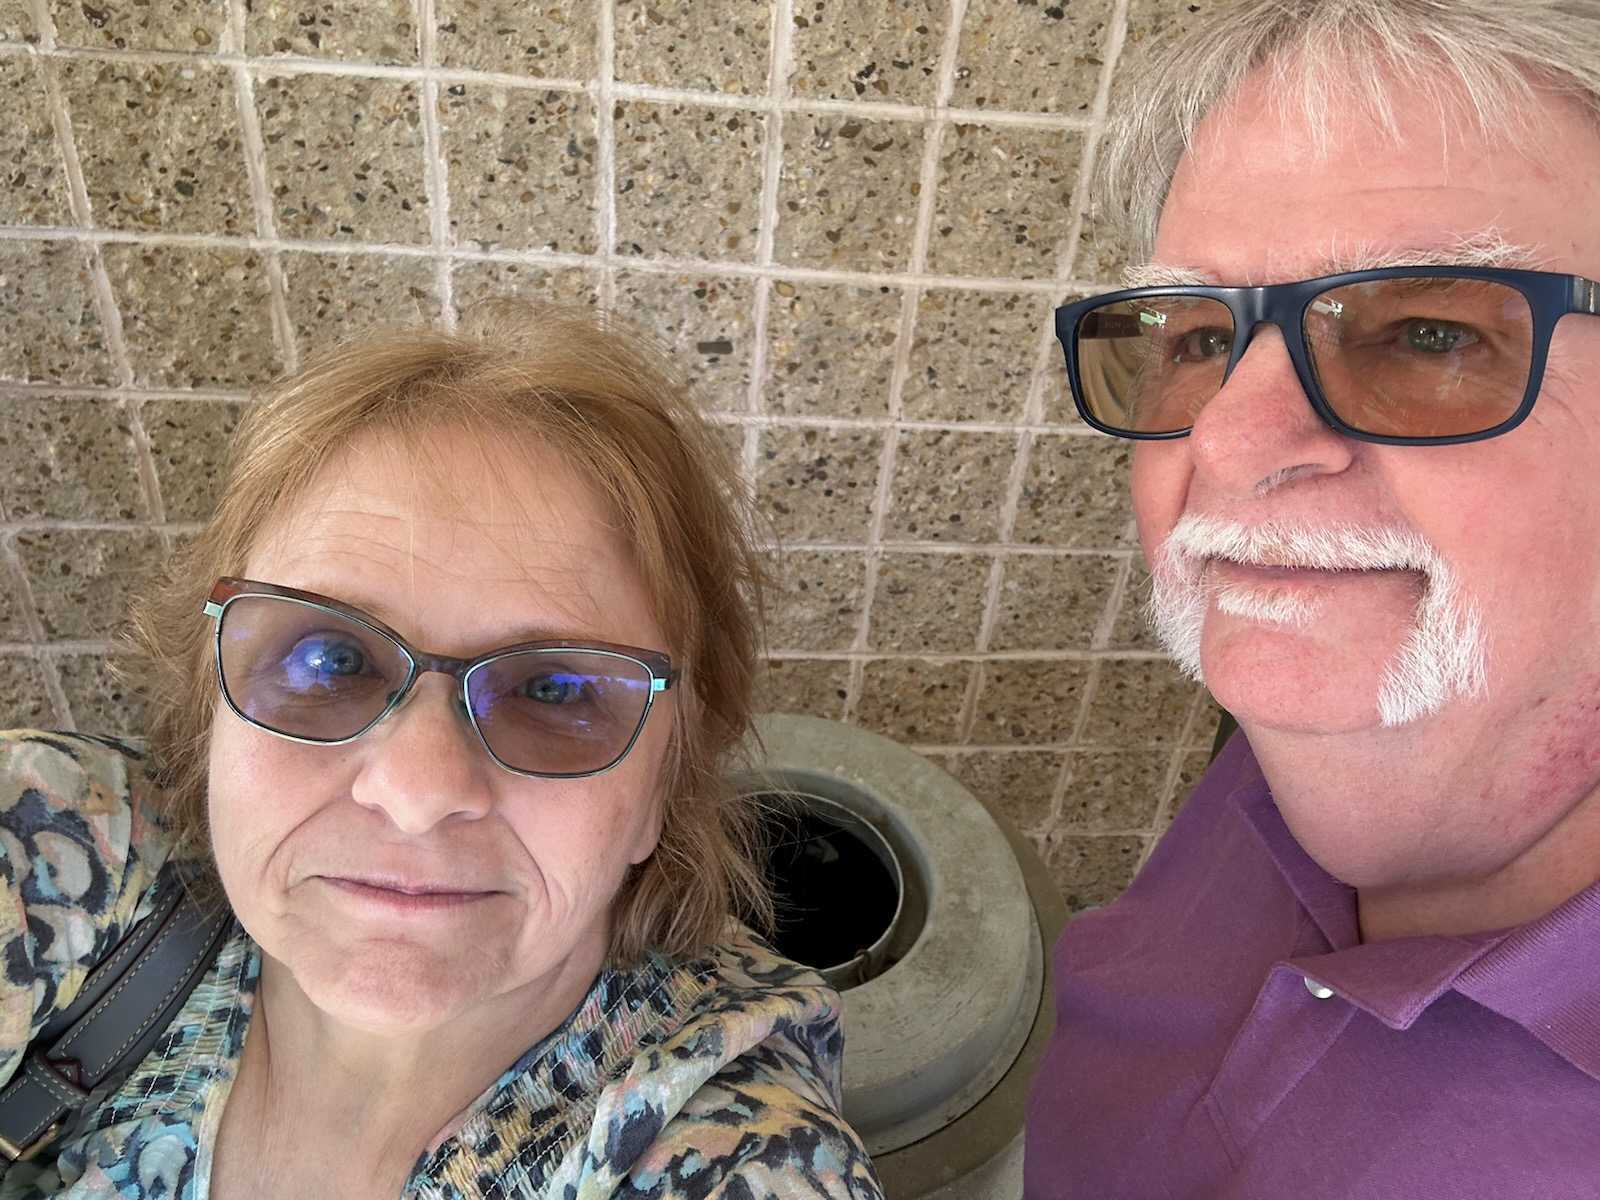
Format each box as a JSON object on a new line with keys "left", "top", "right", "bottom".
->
{"left": 0, "top": 0, "right": 1218, "bottom": 909}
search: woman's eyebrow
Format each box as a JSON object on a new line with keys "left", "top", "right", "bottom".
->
{"left": 481, "top": 625, "right": 602, "bottom": 647}
{"left": 282, "top": 582, "right": 592, "bottom": 647}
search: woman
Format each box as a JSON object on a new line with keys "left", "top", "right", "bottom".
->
{"left": 0, "top": 304, "right": 882, "bottom": 1198}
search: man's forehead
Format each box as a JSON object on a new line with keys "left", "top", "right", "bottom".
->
{"left": 1124, "top": 229, "right": 1552, "bottom": 289}
{"left": 1138, "top": 45, "right": 1600, "bottom": 287}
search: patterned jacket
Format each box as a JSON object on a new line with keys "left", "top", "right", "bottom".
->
{"left": 0, "top": 730, "right": 884, "bottom": 1199}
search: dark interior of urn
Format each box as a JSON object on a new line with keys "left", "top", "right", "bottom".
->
{"left": 746, "top": 792, "right": 901, "bottom": 976}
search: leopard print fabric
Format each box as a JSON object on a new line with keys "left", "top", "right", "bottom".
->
{"left": 0, "top": 731, "right": 883, "bottom": 1199}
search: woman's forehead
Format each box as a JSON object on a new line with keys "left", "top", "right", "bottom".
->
{"left": 243, "top": 430, "right": 660, "bottom": 652}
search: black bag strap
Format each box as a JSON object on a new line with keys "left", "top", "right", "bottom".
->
{"left": 0, "top": 867, "right": 232, "bottom": 1163}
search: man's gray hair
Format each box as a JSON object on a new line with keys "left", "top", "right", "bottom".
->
{"left": 1101, "top": 0, "right": 1600, "bottom": 261}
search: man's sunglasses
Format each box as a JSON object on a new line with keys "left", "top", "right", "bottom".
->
{"left": 203, "top": 578, "right": 677, "bottom": 780}
{"left": 1055, "top": 267, "right": 1600, "bottom": 446}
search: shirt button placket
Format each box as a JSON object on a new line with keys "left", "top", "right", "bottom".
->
{"left": 1199, "top": 965, "right": 1358, "bottom": 1162}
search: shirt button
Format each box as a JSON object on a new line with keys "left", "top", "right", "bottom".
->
{"left": 1303, "top": 975, "right": 1336, "bottom": 1000}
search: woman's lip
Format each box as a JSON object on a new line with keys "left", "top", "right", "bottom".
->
{"left": 327, "top": 874, "right": 485, "bottom": 895}
{"left": 319, "top": 876, "right": 497, "bottom": 910}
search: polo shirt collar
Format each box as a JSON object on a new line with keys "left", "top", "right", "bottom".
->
{"left": 1229, "top": 751, "right": 1600, "bottom": 1081}
{"left": 1456, "top": 884, "right": 1600, "bottom": 1082}
{"left": 1230, "top": 761, "right": 1358, "bottom": 950}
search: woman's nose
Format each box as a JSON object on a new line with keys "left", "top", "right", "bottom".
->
{"left": 1187, "top": 325, "right": 1355, "bottom": 497}
{"left": 350, "top": 676, "right": 496, "bottom": 834}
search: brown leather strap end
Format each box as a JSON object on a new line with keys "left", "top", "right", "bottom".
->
{"left": 0, "top": 1056, "right": 88, "bottom": 1162}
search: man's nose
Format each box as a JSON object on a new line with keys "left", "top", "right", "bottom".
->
{"left": 1187, "top": 325, "right": 1355, "bottom": 496}
{"left": 350, "top": 675, "right": 496, "bottom": 834}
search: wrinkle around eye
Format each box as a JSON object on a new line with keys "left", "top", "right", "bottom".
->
{"left": 1525, "top": 354, "right": 1597, "bottom": 428}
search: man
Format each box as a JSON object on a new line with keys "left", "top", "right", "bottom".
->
{"left": 1025, "top": 2, "right": 1600, "bottom": 1195}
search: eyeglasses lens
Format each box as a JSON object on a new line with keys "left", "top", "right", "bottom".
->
{"left": 467, "top": 652, "right": 654, "bottom": 776}
{"left": 1072, "top": 277, "right": 1536, "bottom": 440}
{"left": 1304, "top": 276, "right": 1533, "bottom": 438}
{"left": 217, "top": 597, "right": 659, "bottom": 776}
{"left": 1074, "top": 296, "right": 1235, "bottom": 435}
{"left": 216, "top": 596, "right": 411, "bottom": 742}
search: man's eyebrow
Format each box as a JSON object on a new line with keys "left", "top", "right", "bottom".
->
{"left": 1122, "top": 263, "right": 1214, "bottom": 288}
{"left": 1122, "top": 231, "right": 1552, "bottom": 290}
{"left": 1318, "top": 232, "right": 1552, "bottom": 274}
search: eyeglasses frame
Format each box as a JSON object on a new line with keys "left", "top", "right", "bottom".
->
{"left": 1054, "top": 266, "right": 1600, "bottom": 447}
{"left": 202, "top": 577, "right": 678, "bottom": 780}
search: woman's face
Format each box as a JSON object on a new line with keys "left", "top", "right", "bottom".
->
{"left": 206, "top": 429, "right": 671, "bottom": 1034}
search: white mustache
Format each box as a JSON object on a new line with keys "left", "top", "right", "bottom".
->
{"left": 1147, "top": 515, "right": 1489, "bottom": 727}
{"left": 1159, "top": 515, "right": 1449, "bottom": 576}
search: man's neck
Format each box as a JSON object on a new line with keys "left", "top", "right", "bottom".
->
{"left": 1355, "top": 782, "right": 1600, "bottom": 940}
{"left": 1247, "top": 712, "right": 1600, "bottom": 942}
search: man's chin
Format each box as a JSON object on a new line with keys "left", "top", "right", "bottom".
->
{"left": 1200, "top": 625, "right": 1398, "bottom": 735}
{"left": 1213, "top": 689, "right": 1384, "bottom": 736}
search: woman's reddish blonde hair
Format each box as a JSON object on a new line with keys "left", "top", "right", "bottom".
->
{"left": 126, "top": 301, "right": 771, "bottom": 964}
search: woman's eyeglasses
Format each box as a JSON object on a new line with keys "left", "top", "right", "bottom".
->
{"left": 203, "top": 578, "right": 677, "bottom": 780}
{"left": 1055, "top": 267, "right": 1600, "bottom": 446}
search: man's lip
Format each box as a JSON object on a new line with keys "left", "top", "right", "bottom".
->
{"left": 1206, "top": 559, "right": 1395, "bottom": 581}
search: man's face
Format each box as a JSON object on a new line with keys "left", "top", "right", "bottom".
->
{"left": 1132, "top": 66, "right": 1600, "bottom": 883}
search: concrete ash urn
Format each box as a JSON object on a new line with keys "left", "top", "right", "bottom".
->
{"left": 729, "top": 714, "right": 1067, "bottom": 1199}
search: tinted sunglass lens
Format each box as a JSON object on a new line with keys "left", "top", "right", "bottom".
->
{"left": 216, "top": 597, "right": 410, "bottom": 741}
{"left": 1304, "top": 276, "right": 1534, "bottom": 438}
{"left": 1073, "top": 296, "right": 1235, "bottom": 434}
{"left": 467, "top": 652, "right": 654, "bottom": 776}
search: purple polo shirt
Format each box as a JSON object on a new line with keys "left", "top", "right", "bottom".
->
{"left": 1025, "top": 734, "right": 1600, "bottom": 1198}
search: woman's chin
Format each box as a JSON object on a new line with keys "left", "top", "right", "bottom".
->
{"left": 274, "top": 938, "right": 510, "bottom": 1034}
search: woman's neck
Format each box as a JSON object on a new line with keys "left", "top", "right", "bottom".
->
{"left": 213, "top": 940, "right": 607, "bottom": 1197}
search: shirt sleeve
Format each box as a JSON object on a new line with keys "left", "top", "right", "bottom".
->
{"left": 673, "top": 1044, "right": 885, "bottom": 1200}
{"left": 0, "top": 729, "right": 176, "bottom": 1089}
{"left": 595, "top": 981, "right": 885, "bottom": 1199}
{"left": 579, "top": 1039, "right": 883, "bottom": 1200}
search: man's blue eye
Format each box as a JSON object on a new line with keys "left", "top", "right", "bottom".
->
{"left": 1172, "top": 328, "right": 1233, "bottom": 362}
{"left": 1404, "top": 319, "right": 1478, "bottom": 354}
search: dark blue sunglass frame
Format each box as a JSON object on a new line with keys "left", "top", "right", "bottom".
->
{"left": 1054, "top": 266, "right": 1600, "bottom": 447}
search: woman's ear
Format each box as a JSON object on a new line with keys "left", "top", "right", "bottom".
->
{"left": 627, "top": 779, "right": 668, "bottom": 866}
